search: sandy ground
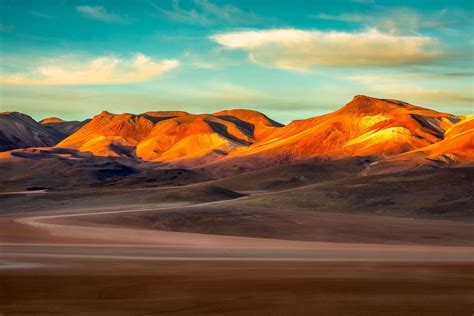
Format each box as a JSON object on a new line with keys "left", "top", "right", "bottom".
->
{"left": 5, "top": 199, "right": 474, "bottom": 250}
{"left": 1, "top": 258, "right": 473, "bottom": 316}
{"left": 1, "top": 193, "right": 473, "bottom": 315}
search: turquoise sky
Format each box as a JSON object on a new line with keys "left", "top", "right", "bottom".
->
{"left": 0, "top": 0, "right": 473, "bottom": 123}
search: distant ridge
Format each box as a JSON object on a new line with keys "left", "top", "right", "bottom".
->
{"left": 40, "top": 117, "right": 65, "bottom": 124}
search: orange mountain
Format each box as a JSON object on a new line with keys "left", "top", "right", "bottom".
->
{"left": 211, "top": 95, "right": 460, "bottom": 170}
{"left": 40, "top": 117, "right": 65, "bottom": 124}
{"left": 212, "top": 109, "right": 283, "bottom": 141}
{"left": 369, "top": 115, "right": 474, "bottom": 174}
{"left": 136, "top": 112, "right": 281, "bottom": 165}
{"left": 56, "top": 111, "right": 155, "bottom": 157}
{"left": 56, "top": 109, "right": 283, "bottom": 162}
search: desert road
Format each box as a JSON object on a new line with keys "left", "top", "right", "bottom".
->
{"left": 0, "top": 192, "right": 472, "bottom": 259}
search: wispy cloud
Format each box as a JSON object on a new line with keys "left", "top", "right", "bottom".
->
{"left": 1, "top": 53, "right": 179, "bottom": 86}
{"left": 211, "top": 28, "right": 441, "bottom": 70}
{"left": 28, "top": 10, "right": 54, "bottom": 19}
{"left": 313, "top": 8, "right": 473, "bottom": 35}
{"left": 76, "top": 6, "right": 130, "bottom": 24}
{"left": 151, "top": 0, "right": 267, "bottom": 25}
{"left": 0, "top": 24, "right": 14, "bottom": 33}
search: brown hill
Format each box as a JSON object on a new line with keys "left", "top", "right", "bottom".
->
{"left": 0, "top": 112, "right": 62, "bottom": 152}
{"left": 0, "top": 147, "right": 140, "bottom": 191}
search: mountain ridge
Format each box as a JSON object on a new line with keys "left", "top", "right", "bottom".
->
{"left": 1, "top": 96, "right": 472, "bottom": 173}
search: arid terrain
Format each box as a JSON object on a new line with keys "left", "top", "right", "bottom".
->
{"left": 0, "top": 96, "right": 473, "bottom": 315}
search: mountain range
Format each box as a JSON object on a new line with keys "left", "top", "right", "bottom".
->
{"left": 0, "top": 95, "right": 472, "bottom": 190}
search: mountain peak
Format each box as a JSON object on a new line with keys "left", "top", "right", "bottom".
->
{"left": 213, "top": 109, "right": 284, "bottom": 128}
{"left": 40, "top": 117, "right": 65, "bottom": 124}
{"left": 98, "top": 110, "right": 113, "bottom": 116}
{"left": 338, "top": 95, "right": 413, "bottom": 115}
{"left": 1, "top": 111, "right": 29, "bottom": 118}
{"left": 143, "top": 111, "right": 189, "bottom": 118}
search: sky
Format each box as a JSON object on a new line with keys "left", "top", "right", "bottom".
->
{"left": 0, "top": 0, "right": 473, "bottom": 123}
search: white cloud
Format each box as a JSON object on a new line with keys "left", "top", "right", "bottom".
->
{"left": 211, "top": 28, "right": 440, "bottom": 70}
{"left": 76, "top": 6, "right": 130, "bottom": 24}
{"left": 151, "top": 0, "right": 266, "bottom": 25}
{"left": 1, "top": 54, "right": 179, "bottom": 86}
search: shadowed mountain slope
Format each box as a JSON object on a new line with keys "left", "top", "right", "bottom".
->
{"left": 0, "top": 112, "right": 63, "bottom": 151}
{"left": 40, "top": 117, "right": 89, "bottom": 139}
{"left": 0, "top": 147, "right": 141, "bottom": 191}
{"left": 212, "top": 109, "right": 283, "bottom": 141}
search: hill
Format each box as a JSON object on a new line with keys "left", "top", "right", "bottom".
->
{"left": 0, "top": 112, "right": 62, "bottom": 151}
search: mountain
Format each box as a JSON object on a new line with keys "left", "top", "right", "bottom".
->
{"left": 56, "top": 111, "right": 156, "bottom": 157}
{"left": 210, "top": 95, "right": 460, "bottom": 171}
{"left": 40, "top": 117, "right": 89, "bottom": 139}
{"left": 0, "top": 112, "right": 63, "bottom": 151}
{"left": 212, "top": 109, "right": 283, "bottom": 141}
{"left": 0, "top": 147, "right": 140, "bottom": 191}
{"left": 1, "top": 96, "right": 472, "bottom": 173}
{"left": 365, "top": 115, "right": 474, "bottom": 175}
{"left": 55, "top": 109, "right": 283, "bottom": 165}
{"left": 39, "top": 117, "right": 65, "bottom": 124}
{"left": 141, "top": 111, "right": 189, "bottom": 123}
{"left": 399, "top": 115, "right": 473, "bottom": 163}
{"left": 135, "top": 114, "right": 255, "bottom": 165}
{"left": 136, "top": 111, "right": 283, "bottom": 165}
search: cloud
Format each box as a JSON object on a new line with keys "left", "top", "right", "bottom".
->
{"left": 151, "top": 0, "right": 266, "bottom": 25}
{"left": 76, "top": 6, "right": 130, "bottom": 24}
{"left": 313, "top": 8, "right": 473, "bottom": 35}
{"left": 211, "top": 28, "right": 441, "bottom": 70}
{"left": 1, "top": 53, "right": 179, "bottom": 86}
{"left": 0, "top": 24, "right": 14, "bottom": 32}
{"left": 28, "top": 10, "right": 54, "bottom": 19}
